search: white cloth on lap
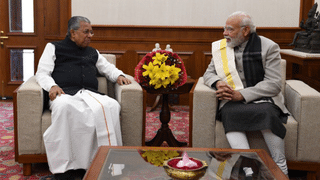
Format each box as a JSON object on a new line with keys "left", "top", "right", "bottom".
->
{"left": 44, "top": 89, "right": 122, "bottom": 174}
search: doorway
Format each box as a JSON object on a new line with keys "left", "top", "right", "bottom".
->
{"left": 0, "top": 0, "right": 44, "bottom": 99}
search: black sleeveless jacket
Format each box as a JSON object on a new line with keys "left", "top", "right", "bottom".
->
{"left": 51, "top": 37, "right": 99, "bottom": 95}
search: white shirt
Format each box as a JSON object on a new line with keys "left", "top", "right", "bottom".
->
{"left": 36, "top": 43, "right": 124, "bottom": 92}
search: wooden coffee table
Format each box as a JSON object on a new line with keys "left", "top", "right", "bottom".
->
{"left": 83, "top": 146, "right": 288, "bottom": 180}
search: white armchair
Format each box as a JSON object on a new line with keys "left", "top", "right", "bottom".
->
{"left": 13, "top": 54, "right": 144, "bottom": 176}
{"left": 190, "top": 59, "right": 320, "bottom": 178}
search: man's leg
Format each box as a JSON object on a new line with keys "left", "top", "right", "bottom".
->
{"left": 44, "top": 93, "right": 97, "bottom": 174}
{"left": 81, "top": 90, "right": 122, "bottom": 146}
{"left": 226, "top": 131, "right": 250, "bottom": 149}
{"left": 226, "top": 131, "right": 253, "bottom": 177}
{"left": 261, "top": 129, "right": 288, "bottom": 175}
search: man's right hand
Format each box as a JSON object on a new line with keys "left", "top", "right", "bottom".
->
{"left": 215, "top": 81, "right": 245, "bottom": 101}
{"left": 215, "top": 81, "right": 233, "bottom": 101}
{"left": 49, "top": 85, "right": 65, "bottom": 101}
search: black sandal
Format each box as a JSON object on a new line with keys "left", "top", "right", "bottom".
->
{"left": 40, "top": 175, "right": 56, "bottom": 180}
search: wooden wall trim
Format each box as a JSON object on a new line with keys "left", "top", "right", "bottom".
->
{"left": 93, "top": 24, "right": 300, "bottom": 30}
{"left": 92, "top": 26, "right": 299, "bottom": 43}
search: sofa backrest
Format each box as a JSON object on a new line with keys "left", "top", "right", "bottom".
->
{"left": 102, "top": 54, "right": 116, "bottom": 66}
{"left": 280, "top": 59, "right": 286, "bottom": 96}
{"left": 97, "top": 54, "right": 117, "bottom": 97}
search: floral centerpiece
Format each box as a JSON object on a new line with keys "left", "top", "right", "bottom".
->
{"left": 134, "top": 50, "right": 187, "bottom": 90}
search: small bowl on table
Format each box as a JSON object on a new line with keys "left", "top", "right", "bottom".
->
{"left": 163, "top": 157, "right": 208, "bottom": 180}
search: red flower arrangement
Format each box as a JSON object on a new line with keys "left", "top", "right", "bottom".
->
{"left": 134, "top": 50, "right": 187, "bottom": 90}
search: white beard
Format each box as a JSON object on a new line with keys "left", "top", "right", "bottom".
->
{"left": 225, "top": 32, "right": 245, "bottom": 48}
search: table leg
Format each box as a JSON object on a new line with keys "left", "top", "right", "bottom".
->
{"left": 149, "top": 94, "right": 176, "bottom": 112}
{"left": 149, "top": 95, "right": 161, "bottom": 112}
{"left": 145, "top": 94, "right": 187, "bottom": 147}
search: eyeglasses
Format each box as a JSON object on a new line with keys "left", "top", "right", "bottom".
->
{"left": 224, "top": 26, "right": 235, "bottom": 33}
{"left": 223, "top": 25, "right": 246, "bottom": 33}
{"left": 81, "top": 29, "right": 94, "bottom": 36}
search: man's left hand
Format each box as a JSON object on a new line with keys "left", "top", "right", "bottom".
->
{"left": 232, "top": 90, "right": 244, "bottom": 101}
{"left": 117, "top": 75, "right": 132, "bottom": 85}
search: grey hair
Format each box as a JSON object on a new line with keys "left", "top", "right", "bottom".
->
{"left": 66, "top": 16, "right": 91, "bottom": 37}
{"left": 229, "top": 11, "right": 256, "bottom": 33}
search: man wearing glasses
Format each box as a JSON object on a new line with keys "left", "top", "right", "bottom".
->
{"left": 36, "top": 16, "right": 131, "bottom": 180}
{"left": 203, "top": 11, "right": 289, "bottom": 178}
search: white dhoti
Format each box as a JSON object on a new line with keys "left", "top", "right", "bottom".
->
{"left": 43, "top": 89, "right": 122, "bottom": 174}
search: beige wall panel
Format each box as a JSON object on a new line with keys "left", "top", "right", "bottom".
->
{"left": 72, "top": 0, "right": 300, "bottom": 27}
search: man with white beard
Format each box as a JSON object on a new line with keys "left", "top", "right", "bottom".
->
{"left": 203, "top": 11, "right": 289, "bottom": 178}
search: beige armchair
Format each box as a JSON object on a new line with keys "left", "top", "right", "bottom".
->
{"left": 190, "top": 59, "right": 320, "bottom": 178}
{"left": 13, "top": 54, "right": 144, "bottom": 176}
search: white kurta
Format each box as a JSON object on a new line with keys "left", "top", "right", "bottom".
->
{"left": 36, "top": 43, "right": 124, "bottom": 174}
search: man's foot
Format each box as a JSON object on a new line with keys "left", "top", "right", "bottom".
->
{"left": 53, "top": 171, "right": 75, "bottom": 180}
{"left": 40, "top": 175, "right": 56, "bottom": 180}
{"left": 71, "top": 169, "right": 86, "bottom": 180}
{"left": 40, "top": 169, "right": 86, "bottom": 180}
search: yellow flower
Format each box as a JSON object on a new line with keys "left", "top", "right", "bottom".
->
{"left": 149, "top": 77, "right": 160, "bottom": 88}
{"left": 162, "top": 78, "right": 171, "bottom": 88}
{"left": 141, "top": 150, "right": 180, "bottom": 166}
{"left": 155, "top": 63, "right": 170, "bottom": 80}
{"left": 159, "top": 78, "right": 171, "bottom": 89}
{"left": 149, "top": 77, "right": 167, "bottom": 89}
{"left": 148, "top": 63, "right": 172, "bottom": 89}
{"left": 152, "top": 53, "right": 168, "bottom": 65}
{"left": 155, "top": 80, "right": 164, "bottom": 89}
{"left": 168, "top": 65, "right": 181, "bottom": 85}
{"left": 142, "top": 62, "right": 155, "bottom": 78}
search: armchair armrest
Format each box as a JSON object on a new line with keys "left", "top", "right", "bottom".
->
{"left": 98, "top": 54, "right": 117, "bottom": 98}
{"left": 115, "top": 75, "right": 143, "bottom": 146}
{"left": 16, "top": 76, "right": 44, "bottom": 154}
{"left": 285, "top": 80, "right": 320, "bottom": 161}
{"left": 191, "top": 77, "right": 218, "bottom": 148}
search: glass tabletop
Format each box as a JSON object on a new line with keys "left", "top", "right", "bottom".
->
{"left": 97, "top": 148, "right": 276, "bottom": 180}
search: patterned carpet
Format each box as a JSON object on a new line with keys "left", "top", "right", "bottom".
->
{"left": 0, "top": 102, "right": 311, "bottom": 179}
{"left": 0, "top": 102, "right": 51, "bottom": 180}
{"left": 144, "top": 105, "right": 189, "bottom": 146}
